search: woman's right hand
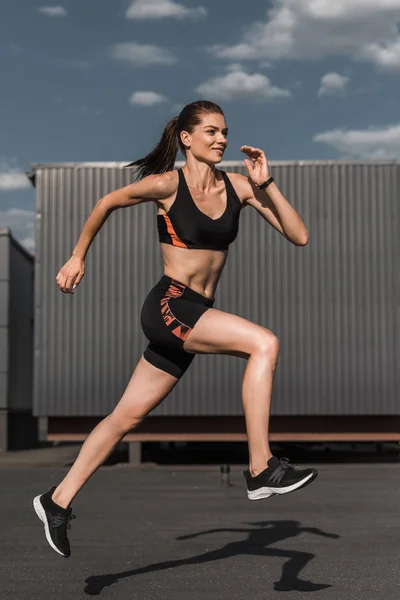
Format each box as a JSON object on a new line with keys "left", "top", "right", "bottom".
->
{"left": 56, "top": 255, "right": 85, "bottom": 294}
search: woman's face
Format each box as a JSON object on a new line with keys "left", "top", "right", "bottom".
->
{"left": 181, "top": 112, "right": 228, "bottom": 164}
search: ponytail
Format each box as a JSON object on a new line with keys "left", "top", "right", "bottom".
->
{"left": 127, "top": 116, "right": 180, "bottom": 181}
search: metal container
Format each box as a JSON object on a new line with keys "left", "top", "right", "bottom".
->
{"left": 29, "top": 161, "right": 399, "bottom": 420}
{"left": 0, "top": 228, "right": 35, "bottom": 449}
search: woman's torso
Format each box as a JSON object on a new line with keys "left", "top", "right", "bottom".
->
{"left": 156, "top": 168, "right": 245, "bottom": 300}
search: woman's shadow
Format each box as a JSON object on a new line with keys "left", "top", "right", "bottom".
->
{"left": 84, "top": 519, "right": 339, "bottom": 595}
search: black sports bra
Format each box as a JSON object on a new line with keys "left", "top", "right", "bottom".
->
{"left": 157, "top": 168, "right": 242, "bottom": 251}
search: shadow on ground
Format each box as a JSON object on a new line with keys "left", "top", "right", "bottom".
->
{"left": 84, "top": 519, "right": 340, "bottom": 595}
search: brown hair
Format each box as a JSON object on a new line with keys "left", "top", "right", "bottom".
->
{"left": 127, "top": 100, "right": 224, "bottom": 180}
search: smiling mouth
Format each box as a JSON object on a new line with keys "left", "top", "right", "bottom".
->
{"left": 213, "top": 149, "right": 224, "bottom": 153}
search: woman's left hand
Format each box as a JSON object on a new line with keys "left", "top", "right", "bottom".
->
{"left": 240, "top": 145, "right": 270, "bottom": 187}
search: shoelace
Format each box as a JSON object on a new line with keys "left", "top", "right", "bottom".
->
{"left": 269, "top": 457, "right": 295, "bottom": 484}
{"left": 51, "top": 512, "right": 76, "bottom": 530}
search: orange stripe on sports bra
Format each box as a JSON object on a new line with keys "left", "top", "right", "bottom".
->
{"left": 162, "top": 215, "right": 189, "bottom": 248}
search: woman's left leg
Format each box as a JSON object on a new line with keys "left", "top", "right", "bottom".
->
{"left": 182, "top": 308, "right": 280, "bottom": 476}
{"left": 183, "top": 307, "right": 318, "bottom": 498}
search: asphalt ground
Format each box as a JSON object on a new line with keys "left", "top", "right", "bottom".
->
{"left": 0, "top": 446, "right": 399, "bottom": 600}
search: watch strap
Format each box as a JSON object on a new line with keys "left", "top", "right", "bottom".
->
{"left": 258, "top": 176, "right": 274, "bottom": 190}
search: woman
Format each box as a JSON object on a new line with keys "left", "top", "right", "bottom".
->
{"left": 33, "top": 100, "right": 317, "bottom": 558}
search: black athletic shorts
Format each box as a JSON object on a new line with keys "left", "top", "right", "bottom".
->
{"left": 140, "top": 275, "right": 215, "bottom": 379}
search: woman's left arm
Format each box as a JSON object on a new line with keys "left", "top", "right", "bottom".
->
{"left": 237, "top": 145, "right": 309, "bottom": 246}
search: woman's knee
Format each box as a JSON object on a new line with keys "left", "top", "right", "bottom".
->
{"left": 107, "top": 411, "right": 145, "bottom": 435}
{"left": 254, "top": 330, "right": 280, "bottom": 365}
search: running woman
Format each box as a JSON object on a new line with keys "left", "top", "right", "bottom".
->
{"left": 33, "top": 100, "right": 317, "bottom": 558}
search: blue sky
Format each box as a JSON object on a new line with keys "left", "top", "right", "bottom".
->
{"left": 1, "top": 0, "right": 400, "bottom": 253}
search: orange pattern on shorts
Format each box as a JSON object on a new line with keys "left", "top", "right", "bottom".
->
{"left": 160, "top": 280, "right": 192, "bottom": 341}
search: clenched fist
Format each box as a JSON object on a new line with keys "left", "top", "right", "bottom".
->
{"left": 56, "top": 255, "right": 85, "bottom": 294}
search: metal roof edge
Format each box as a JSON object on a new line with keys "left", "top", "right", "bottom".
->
{"left": 0, "top": 228, "right": 34, "bottom": 261}
{"left": 29, "top": 159, "right": 400, "bottom": 171}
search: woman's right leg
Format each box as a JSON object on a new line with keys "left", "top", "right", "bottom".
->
{"left": 52, "top": 355, "right": 179, "bottom": 509}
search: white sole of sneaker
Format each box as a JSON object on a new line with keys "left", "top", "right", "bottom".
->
{"left": 33, "top": 495, "right": 67, "bottom": 557}
{"left": 247, "top": 472, "right": 316, "bottom": 500}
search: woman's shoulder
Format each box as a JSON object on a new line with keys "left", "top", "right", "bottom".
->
{"left": 222, "top": 171, "right": 250, "bottom": 206}
{"left": 223, "top": 171, "right": 247, "bottom": 184}
{"left": 145, "top": 170, "right": 179, "bottom": 198}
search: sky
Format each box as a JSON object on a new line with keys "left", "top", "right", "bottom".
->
{"left": 1, "top": 0, "right": 400, "bottom": 253}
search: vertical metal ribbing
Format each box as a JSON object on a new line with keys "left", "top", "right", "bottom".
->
{"left": 32, "top": 162, "right": 399, "bottom": 417}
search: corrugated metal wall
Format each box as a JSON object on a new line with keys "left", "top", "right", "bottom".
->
{"left": 31, "top": 161, "right": 399, "bottom": 417}
{"left": 8, "top": 232, "right": 34, "bottom": 411}
{"left": 0, "top": 230, "right": 10, "bottom": 411}
{"left": 0, "top": 229, "right": 33, "bottom": 412}
{"left": 0, "top": 229, "right": 34, "bottom": 413}
{"left": 0, "top": 229, "right": 35, "bottom": 450}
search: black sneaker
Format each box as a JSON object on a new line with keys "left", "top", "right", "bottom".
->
{"left": 33, "top": 486, "right": 76, "bottom": 557}
{"left": 244, "top": 456, "right": 318, "bottom": 500}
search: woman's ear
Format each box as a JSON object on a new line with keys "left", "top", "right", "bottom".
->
{"left": 180, "top": 130, "right": 191, "bottom": 150}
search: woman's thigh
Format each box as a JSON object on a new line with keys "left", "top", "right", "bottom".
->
{"left": 182, "top": 308, "right": 278, "bottom": 358}
{"left": 113, "top": 355, "right": 179, "bottom": 422}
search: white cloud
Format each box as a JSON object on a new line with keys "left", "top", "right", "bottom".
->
{"left": 318, "top": 72, "right": 350, "bottom": 96}
{"left": 37, "top": 6, "right": 67, "bottom": 17}
{"left": 111, "top": 42, "right": 176, "bottom": 66}
{"left": 195, "top": 70, "right": 292, "bottom": 102}
{"left": 304, "top": 0, "right": 400, "bottom": 19}
{"left": 129, "top": 91, "right": 167, "bottom": 106}
{"left": 0, "top": 209, "right": 35, "bottom": 253}
{"left": 359, "top": 39, "right": 400, "bottom": 71}
{"left": 313, "top": 123, "right": 400, "bottom": 158}
{"left": 208, "top": 0, "right": 400, "bottom": 73}
{"left": 126, "top": 0, "right": 207, "bottom": 20}
{"left": 0, "top": 163, "right": 30, "bottom": 191}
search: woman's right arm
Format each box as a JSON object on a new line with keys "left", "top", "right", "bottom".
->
{"left": 57, "top": 172, "right": 176, "bottom": 294}
{"left": 72, "top": 172, "right": 176, "bottom": 261}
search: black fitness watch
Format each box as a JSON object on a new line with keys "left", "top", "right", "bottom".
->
{"left": 257, "top": 176, "right": 274, "bottom": 190}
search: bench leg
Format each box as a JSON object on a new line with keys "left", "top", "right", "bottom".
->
{"left": 128, "top": 441, "right": 142, "bottom": 465}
